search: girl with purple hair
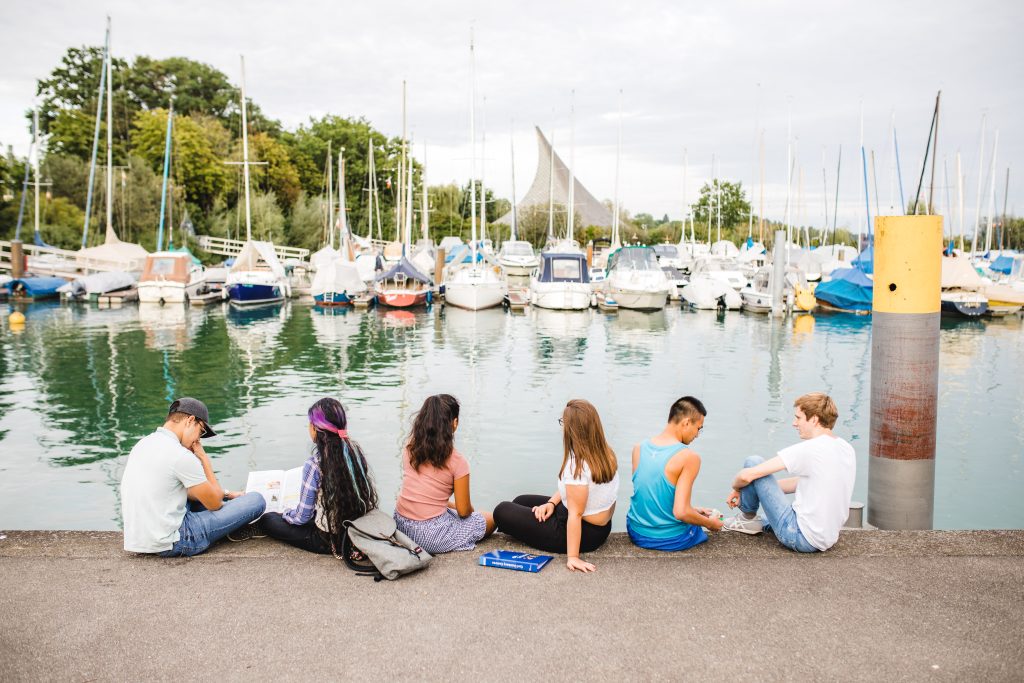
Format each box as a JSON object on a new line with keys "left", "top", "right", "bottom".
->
{"left": 262, "top": 398, "right": 378, "bottom": 554}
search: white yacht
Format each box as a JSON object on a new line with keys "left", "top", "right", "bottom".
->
{"left": 602, "top": 246, "right": 671, "bottom": 310}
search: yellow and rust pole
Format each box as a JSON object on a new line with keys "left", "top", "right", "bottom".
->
{"left": 868, "top": 215, "right": 943, "bottom": 529}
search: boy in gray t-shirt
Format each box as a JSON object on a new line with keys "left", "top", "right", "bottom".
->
{"left": 720, "top": 392, "right": 855, "bottom": 552}
{"left": 120, "top": 397, "right": 265, "bottom": 556}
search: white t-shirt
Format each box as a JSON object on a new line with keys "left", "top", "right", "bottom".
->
{"left": 120, "top": 428, "right": 208, "bottom": 553}
{"left": 557, "top": 455, "right": 619, "bottom": 516}
{"left": 778, "top": 434, "right": 856, "bottom": 551}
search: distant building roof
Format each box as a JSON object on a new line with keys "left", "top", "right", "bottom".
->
{"left": 495, "top": 126, "right": 614, "bottom": 229}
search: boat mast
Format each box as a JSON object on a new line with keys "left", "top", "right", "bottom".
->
{"left": 105, "top": 30, "right": 114, "bottom": 242}
{"left": 82, "top": 17, "right": 110, "bottom": 248}
{"left": 546, "top": 128, "right": 555, "bottom": 243}
{"left": 680, "top": 147, "right": 688, "bottom": 247}
{"left": 469, "top": 31, "right": 477, "bottom": 267}
{"left": 33, "top": 107, "right": 41, "bottom": 244}
{"left": 971, "top": 114, "right": 987, "bottom": 254}
{"left": 509, "top": 126, "right": 518, "bottom": 241}
{"left": 240, "top": 56, "right": 252, "bottom": 242}
{"left": 421, "top": 143, "right": 429, "bottom": 242}
{"left": 397, "top": 80, "right": 406, "bottom": 243}
{"left": 481, "top": 96, "right": 488, "bottom": 246}
{"left": 338, "top": 148, "right": 349, "bottom": 259}
{"left": 157, "top": 100, "right": 173, "bottom": 251}
{"left": 327, "top": 139, "right": 333, "bottom": 249}
{"left": 786, "top": 105, "right": 793, "bottom": 249}
{"left": 612, "top": 89, "right": 622, "bottom": 250}
{"left": 984, "top": 130, "right": 999, "bottom": 253}
{"left": 956, "top": 151, "right": 964, "bottom": 251}
{"left": 567, "top": 89, "right": 576, "bottom": 244}
{"left": 832, "top": 145, "right": 842, "bottom": 246}
{"left": 758, "top": 131, "right": 765, "bottom": 244}
{"left": 405, "top": 155, "right": 414, "bottom": 251}
{"left": 821, "top": 147, "right": 828, "bottom": 244}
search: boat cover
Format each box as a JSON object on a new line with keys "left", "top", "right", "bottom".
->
{"left": 710, "top": 240, "right": 740, "bottom": 258}
{"left": 536, "top": 252, "right": 590, "bottom": 283}
{"left": 8, "top": 277, "right": 67, "bottom": 298}
{"left": 989, "top": 254, "right": 1015, "bottom": 275}
{"left": 59, "top": 271, "right": 137, "bottom": 296}
{"left": 851, "top": 246, "right": 874, "bottom": 274}
{"left": 815, "top": 267, "right": 872, "bottom": 311}
{"left": 375, "top": 257, "right": 432, "bottom": 285}
{"left": 229, "top": 241, "right": 287, "bottom": 279}
{"left": 77, "top": 235, "right": 149, "bottom": 271}
{"left": 941, "top": 256, "right": 984, "bottom": 290}
{"left": 310, "top": 246, "right": 341, "bottom": 270}
{"left": 608, "top": 246, "right": 659, "bottom": 272}
{"left": 311, "top": 259, "right": 366, "bottom": 297}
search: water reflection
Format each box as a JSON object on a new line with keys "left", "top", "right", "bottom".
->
{"left": 1, "top": 301, "right": 1022, "bottom": 531}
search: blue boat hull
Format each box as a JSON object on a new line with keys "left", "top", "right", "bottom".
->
{"left": 313, "top": 292, "right": 353, "bottom": 306}
{"left": 228, "top": 283, "right": 284, "bottom": 306}
{"left": 941, "top": 298, "right": 988, "bottom": 317}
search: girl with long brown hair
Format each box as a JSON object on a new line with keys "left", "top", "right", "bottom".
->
{"left": 493, "top": 399, "right": 619, "bottom": 572}
{"left": 393, "top": 394, "right": 495, "bottom": 554}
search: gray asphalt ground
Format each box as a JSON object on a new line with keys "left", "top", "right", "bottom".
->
{"left": 1, "top": 529, "right": 1023, "bottom": 682}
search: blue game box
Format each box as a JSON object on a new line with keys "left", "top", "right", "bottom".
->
{"left": 478, "top": 550, "right": 553, "bottom": 573}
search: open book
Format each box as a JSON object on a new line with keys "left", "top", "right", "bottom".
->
{"left": 245, "top": 467, "right": 303, "bottom": 515}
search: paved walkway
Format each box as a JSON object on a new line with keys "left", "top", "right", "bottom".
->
{"left": 2, "top": 530, "right": 1023, "bottom": 681}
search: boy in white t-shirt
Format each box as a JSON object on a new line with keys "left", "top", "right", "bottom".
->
{"left": 721, "top": 393, "right": 855, "bottom": 552}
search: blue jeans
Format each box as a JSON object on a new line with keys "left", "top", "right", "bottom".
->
{"left": 739, "top": 456, "right": 818, "bottom": 553}
{"left": 159, "top": 492, "right": 266, "bottom": 557}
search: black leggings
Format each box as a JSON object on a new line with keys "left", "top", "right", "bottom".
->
{"left": 263, "top": 512, "right": 333, "bottom": 555}
{"left": 493, "top": 494, "right": 612, "bottom": 554}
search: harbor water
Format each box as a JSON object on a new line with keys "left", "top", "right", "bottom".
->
{"left": 0, "top": 301, "right": 1021, "bottom": 531}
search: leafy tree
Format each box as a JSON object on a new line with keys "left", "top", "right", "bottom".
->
{"left": 692, "top": 180, "right": 751, "bottom": 230}
{"left": 287, "top": 190, "right": 326, "bottom": 251}
{"left": 130, "top": 109, "right": 230, "bottom": 212}
{"left": 250, "top": 190, "right": 285, "bottom": 243}
{"left": 126, "top": 56, "right": 236, "bottom": 119}
{"left": 240, "top": 132, "right": 300, "bottom": 208}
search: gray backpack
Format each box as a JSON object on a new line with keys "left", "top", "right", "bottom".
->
{"left": 339, "top": 509, "right": 432, "bottom": 581}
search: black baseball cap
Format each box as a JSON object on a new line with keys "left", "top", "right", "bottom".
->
{"left": 168, "top": 397, "right": 217, "bottom": 437}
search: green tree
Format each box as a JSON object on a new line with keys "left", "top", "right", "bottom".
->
{"left": 250, "top": 190, "right": 285, "bottom": 243}
{"left": 692, "top": 180, "right": 751, "bottom": 229}
{"left": 130, "top": 109, "right": 230, "bottom": 212}
{"left": 240, "top": 132, "right": 300, "bottom": 208}
{"left": 287, "top": 190, "right": 326, "bottom": 251}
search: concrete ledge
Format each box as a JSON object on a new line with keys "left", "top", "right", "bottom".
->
{"left": 2, "top": 529, "right": 1023, "bottom": 681}
{"left": 2, "top": 528, "right": 1024, "bottom": 560}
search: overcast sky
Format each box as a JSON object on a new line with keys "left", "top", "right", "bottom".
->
{"left": 2, "top": 0, "right": 1021, "bottom": 236}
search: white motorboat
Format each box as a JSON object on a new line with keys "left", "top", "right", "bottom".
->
{"left": 445, "top": 263, "right": 506, "bottom": 310}
{"left": 681, "top": 276, "right": 742, "bottom": 310}
{"left": 530, "top": 251, "right": 592, "bottom": 310}
{"left": 138, "top": 251, "right": 201, "bottom": 304}
{"left": 603, "top": 246, "right": 671, "bottom": 311}
{"left": 498, "top": 240, "right": 539, "bottom": 277}
{"left": 690, "top": 255, "right": 749, "bottom": 291}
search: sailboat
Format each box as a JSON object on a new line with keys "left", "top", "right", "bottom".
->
{"left": 76, "top": 19, "right": 148, "bottom": 276}
{"left": 354, "top": 139, "right": 384, "bottom": 282}
{"left": 940, "top": 256, "right": 988, "bottom": 317}
{"left": 138, "top": 104, "right": 209, "bottom": 305}
{"left": 498, "top": 127, "right": 539, "bottom": 277}
{"left": 311, "top": 149, "right": 367, "bottom": 306}
{"left": 225, "top": 56, "right": 290, "bottom": 306}
{"left": 374, "top": 156, "right": 433, "bottom": 308}
{"left": 529, "top": 93, "right": 591, "bottom": 310}
{"left": 443, "top": 33, "right": 506, "bottom": 311}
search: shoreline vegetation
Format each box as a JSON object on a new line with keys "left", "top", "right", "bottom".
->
{"left": 1, "top": 47, "right": 1020, "bottom": 261}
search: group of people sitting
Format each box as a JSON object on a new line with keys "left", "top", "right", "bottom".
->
{"left": 120, "top": 391, "right": 856, "bottom": 572}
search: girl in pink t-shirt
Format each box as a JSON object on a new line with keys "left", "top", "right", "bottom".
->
{"left": 393, "top": 394, "right": 495, "bottom": 554}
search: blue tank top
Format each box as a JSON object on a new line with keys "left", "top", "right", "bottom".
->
{"left": 626, "top": 440, "right": 692, "bottom": 539}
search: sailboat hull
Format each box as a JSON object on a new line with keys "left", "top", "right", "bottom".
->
{"left": 940, "top": 298, "right": 988, "bottom": 317}
{"left": 375, "top": 289, "right": 428, "bottom": 308}
{"left": 313, "top": 292, "right": 354, "bottom": 306}
{"left": 228, "top": 283, "right": 284, "bottom": 306}
{"left": 445, "top": 282, "right": 505, "bottom": 310}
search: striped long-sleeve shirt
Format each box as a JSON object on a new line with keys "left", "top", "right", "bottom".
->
{"left": 283, "top": 454, "right": 321, "bottom": 525}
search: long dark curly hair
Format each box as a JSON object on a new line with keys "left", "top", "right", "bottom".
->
{"left": 407, "top": 394, "right": 460, "bottom": 471}
{"left": 307, "top": 398, "right": 378, "bottom": 544}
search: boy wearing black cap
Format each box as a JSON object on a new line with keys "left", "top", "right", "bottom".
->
{"left": 120, "top": 397, "right": 266, "bottom": 556}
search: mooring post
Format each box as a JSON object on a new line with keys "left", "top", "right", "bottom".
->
{"left": 868, "top": 215, "right": 942, "bottom": 529}
{"left": 434, "top": 248, "right": 445, "bottom": 288}
{"left": 771, "top": 229, "right": 786, "bottom": 317}
{"left": 11, "top": 239, "right": 24, "bottom": 280}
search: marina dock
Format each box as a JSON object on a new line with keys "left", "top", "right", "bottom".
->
{"left": 1, "top": 529, "right": 1022, "bottom": 680}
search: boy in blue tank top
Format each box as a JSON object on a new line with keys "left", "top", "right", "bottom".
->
{"left": 626, "top": 396, "right": 724, "bottom": 550}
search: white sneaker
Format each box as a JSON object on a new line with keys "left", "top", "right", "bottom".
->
{"left": 722, "top": 514, "right": 764, "bottom": 535}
